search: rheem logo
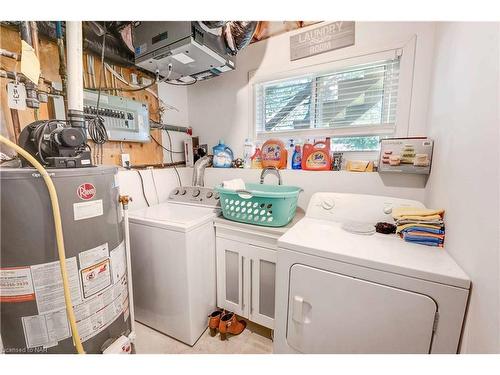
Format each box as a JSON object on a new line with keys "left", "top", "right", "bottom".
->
{"left": 77, "top": 183, "right": 96, "bottom": 200}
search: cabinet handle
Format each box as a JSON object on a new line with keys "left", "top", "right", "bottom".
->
{"left": 250, "top": 259, "right": 253, "bottom": 315}
{"left": 241, "top": 256, "right": 244, "bottom": 311}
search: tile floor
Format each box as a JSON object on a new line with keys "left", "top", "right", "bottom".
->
{"left": 134, "top": 320, "right": 273, "bottom": 354}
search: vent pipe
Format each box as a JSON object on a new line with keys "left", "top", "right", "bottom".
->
{"left": 65, "top": 21, "right": 85, "bottom": 132}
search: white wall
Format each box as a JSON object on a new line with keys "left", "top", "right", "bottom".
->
{"left": 187, "top": 22, "right": 437, "bottom": 158}
{"left": 117, "top": 167, "right": 192, "bottom": 211}
{"left": 424, "top": 22, "right": 500, "bottom": 353}
{"left": 157, "top": 82, "right": 191, "bottom": 164}
{"left": 118, "top": 166, "right": 426, "bottom": 212}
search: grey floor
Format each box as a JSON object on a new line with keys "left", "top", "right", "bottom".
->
{"left": 134, "top": 320, "right": 273, "bottom": 354}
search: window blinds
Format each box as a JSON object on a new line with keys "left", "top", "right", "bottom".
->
{"left": 255, "top": 55, "right": 401, "bottom": 135}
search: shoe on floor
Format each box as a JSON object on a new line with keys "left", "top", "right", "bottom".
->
{"left": 219, "top": 312, "right": 246, "bottom": 341}
{"left": 208, "top": 310, "right": 224, "bottom": 337}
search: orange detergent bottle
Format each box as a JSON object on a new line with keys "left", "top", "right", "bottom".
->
{"left": 302, "top": 138, "right": 332, "bottom": 171}
{"left": 261, "top": 139, "right": 288, "bottom": 169}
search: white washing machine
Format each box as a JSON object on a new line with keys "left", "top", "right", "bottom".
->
{"left": 128, "top": 186, "right": 221, "bottom": 346}
{"left": 274, "top": 193, "right": 470, "bottom": 354}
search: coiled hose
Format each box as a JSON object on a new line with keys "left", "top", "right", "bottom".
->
{"left": 0, "top": 135, "right": 85, "bottom": 354}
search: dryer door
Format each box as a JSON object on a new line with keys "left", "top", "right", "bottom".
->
{"left": 287, "top": 264, "right": 437, "bottom": 353}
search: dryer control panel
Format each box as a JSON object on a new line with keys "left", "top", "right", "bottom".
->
{"left": 306, "top": 192, "right": 424, "bottom": 224}
{"left": 168, "top": 186, "right": 221, "bottom": 208}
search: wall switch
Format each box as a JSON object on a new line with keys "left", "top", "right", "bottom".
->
{"left": 120, "top": 153, "right": 131, "bottom": 168}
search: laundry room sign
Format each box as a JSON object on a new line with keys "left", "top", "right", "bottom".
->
{"left": 290, "top": 21, "right": 355, "bottom": 61}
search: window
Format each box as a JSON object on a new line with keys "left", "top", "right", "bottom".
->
{"left": 254, "top": 50, "right": 405, "bottom": 151}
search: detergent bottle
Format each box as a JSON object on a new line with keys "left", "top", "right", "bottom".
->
{"left": 251, "top": 145, "right": 263, "bottom": 169}
{"left": 302, "top": 138, "right": 332, "bottom": 171}
{"left": 286, "top": 139, "right": 295, "bottom": 169}
{"left": 243, "top": 138, "right": 254, "bottom": 169}
{"left": 212, "top": 140, "right": 234, "bottom": 168}
{"left": 292, "top": 145, "right": 302, "bottom": 169}
{"left": 261, "top": 139, "right": 287, "bottom": 169}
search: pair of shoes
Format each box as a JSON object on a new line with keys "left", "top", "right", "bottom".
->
{"left": 208, "top": 310, "right": 247, "bottom": 341}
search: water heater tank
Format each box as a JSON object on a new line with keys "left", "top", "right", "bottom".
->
{"left": 0, "top": 166, "right": 131, "bottom": 353}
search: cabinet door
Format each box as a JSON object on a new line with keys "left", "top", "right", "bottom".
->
{"left": 216, "top": 237, "right": 248, "bottom": 317}
{"left": 287, "top": 264, "right": 438, "bottom": 353}
{"left": 249, "top": 245, "right": 277, "bottom": 329}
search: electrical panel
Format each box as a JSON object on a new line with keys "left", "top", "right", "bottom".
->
{"left": 83, "top": 90, "right": 150, "bottom": 143}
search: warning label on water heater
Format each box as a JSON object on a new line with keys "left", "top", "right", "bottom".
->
{"left": 0, "top": 266, "right": 35, "bottom": 303}
{"left": 80, "top": 259, "right": 112, "bottom": 299}
{"left": 18, "top": 242, "right": 129, "bottom": 349}
{"left": 31, "top": 257, "right": 82, "bottom": 314}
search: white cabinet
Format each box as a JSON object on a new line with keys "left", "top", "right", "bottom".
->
{"left": 216, "top": 237, "right": 277, "bottom": 329}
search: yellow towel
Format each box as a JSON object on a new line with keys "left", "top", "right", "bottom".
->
{"left": 396, "top": 214, "right": 443, "bottom": 221}
{"left": 392, "top": 207, "right": 444, "bottom": 220}
{"left": 396, "top": 223, "right": 443, "bottom": 233}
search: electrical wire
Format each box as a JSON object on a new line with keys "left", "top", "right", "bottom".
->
{"left": 164, "top": 128, "right": 182, "bottom": 187}
{"left": 86, "top": 28, "right": 108, "bottom": 160}
{"left": 164, "top": 77, "right": 198, "bottom": 86}
{"left": 136, "top": 170, "right": 150, "bottom": 207}
{"left": 0, "top": 135, "right": 85, "bottom": 354}
{"left": 150, "top": 168, "right": 160, "bottom": 204}
{"left": 86, "top": 79, "right": 157, "bottom": 93}
{"left": 150, "top": 133, "right": 184, "bottom": 154}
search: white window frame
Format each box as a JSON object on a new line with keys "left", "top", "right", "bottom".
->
{"left": 248, "top": 36, "right": 416, "bottom": 142}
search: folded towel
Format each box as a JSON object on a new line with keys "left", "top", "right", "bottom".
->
{"left": 395, "top": 218, "right": 444, "bottom": 224}
{"left": 397, "top": 224, "right": 444, "bottom": 234}
{"left": 405, "top": 240, "right": 444, "bottom": 248}
{"left": 402, "top": 233, "right": 444, "bottom": 244}
{"left": 402, "top": 231, "right": 445, "bottom": 240}
{"left": 399, "top": 227, "right": 444, "bottom": 235}
{"left": 392, "top": 207, "right": 444, "bottom": 221}
{"left": 396, "top": 214, "right": 443, "bottom": 221}
{"left": 222, "top": 178, "right": 246, "bottom": 191}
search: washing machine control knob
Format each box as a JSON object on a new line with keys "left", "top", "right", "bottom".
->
{"left": 206, "top": 191, "right": 213, "bottom": 199}
{"left": 192, "top": 189, "right": 201, "bottom": 197}
{"left": 321, "top": 199, "right": 335, "bottom": 210}
{"left": 214, "top": 193, "right": 220, "bottom": 200}
{"left": 180, "top": 189, "right": 187, "bottom": 195}
{"left": 173, "top": 189, "right": 180, "bottom": 195}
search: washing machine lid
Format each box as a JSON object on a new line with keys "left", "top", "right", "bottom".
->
{"left": 278, "top": 218, "right": 470, "bottom": 289}
{"left": 129, "top": 202, "right": 219, "bottom": 232}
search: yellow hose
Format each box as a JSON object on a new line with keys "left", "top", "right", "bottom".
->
{"left": 0, "top": 135, "right": 85, "bottom": 354}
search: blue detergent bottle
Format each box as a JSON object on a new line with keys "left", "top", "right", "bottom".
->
{"left": 292, "top": 145, "right": 302, "bottom": 169}
{"left": 212, "top": 140, "right": 234, "bottom": 168}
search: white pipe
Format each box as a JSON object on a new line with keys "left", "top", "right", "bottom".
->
{"left": 122, "top": 206, "right": 136, "bottom": 342}
{"left": 66, "top": 21, "right": 83, "bottom": 111}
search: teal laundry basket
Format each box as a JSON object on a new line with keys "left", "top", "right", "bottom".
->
{"left": 215, "top": 183, "right": 302, "bottom": 227}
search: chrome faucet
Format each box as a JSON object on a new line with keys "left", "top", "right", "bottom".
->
{"left": 260, "top": 167, "right": 282, "bottom": 185}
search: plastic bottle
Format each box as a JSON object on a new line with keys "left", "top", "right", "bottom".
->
{"left": 292, "top": 145, "right": 302, "bottom": 169}
{"left": 286, "top": 139, "right": 295, "bottom": 169}
{"left": 251, "top": 146, "right": 263, "bottom": 169}
{"left": 243, "top": 138, "right": 254, "bottom": 169}
{"left": 212, "top": 139, "right": 234, "bottom": 168}
{"left": 302, "top": 137, "right": 332, "bottom": 171}
{"left": 261, "top": 139, "right": 287, "bottom": 169}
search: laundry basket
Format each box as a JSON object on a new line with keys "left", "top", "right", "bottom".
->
{"left": 215, "top": 183, "right": 302, "bottom": 227}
